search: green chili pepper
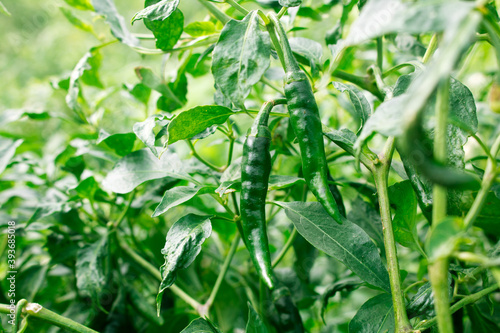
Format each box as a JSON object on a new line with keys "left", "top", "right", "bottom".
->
{"left": 268, "top": 13, "right": 343, "bottom": 224}
{"left": 241, "top": 100, "right": 285, "bottom": 290}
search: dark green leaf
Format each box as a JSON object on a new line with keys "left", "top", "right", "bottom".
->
{"left": 180, "top": 318, "right": 222, "bottom": 333}
{"left": 275, "top": 201, "right": 391, "bottom": 292}
{"left": 345, "top": 0, "right": 475, "bottom": 46}
{"left": 0, "top": 138, "right": 23, "bottom": 176}
{"left": 92, "top": 0, "right": 139, "bottom": 46}
{"left": 102, "top": 149, "right": 198, "bottom": 193}
{"left": 474, "top": 192, "right": 500, "bottom": 236}
{"left": 132, "top": 0, "right": 179, "bottom": 23}
{"left": 184, "top": 21, "right": 216, "bottom": 37}
{"left": 135, "top": 67, "right": 186, "bottom": 111}
{"left": 349, "top": 293, "right": 394, "bottom": 333}
{"left": 388, "top": 181, "right": 422, "bottom": 253}
{"left": 167, "top": 105, "right": 233, "bottom": 144}
{"left": 76, "top": 233, "right": 108, "bottom": 306}
{"left": 333, "top": 82, "right": 371, "bottom": 126}
{"left": 407, "top": 276, "right": 453, "bottom": 319}
{"left": 144, "top": 8, "right": 184, "bottom": 51}
{"left": 97, "top": 130, "right": 136, "bottom": 156}
{"left": 279, "top": 0, "right": 302, "bottom": 8}
{"left": 246, "top": 303, "right": 269, "bottom": 333}
{"left": 157, "top": 214, "right": 212, "bottom": 313}
{"left": 466, "top": 304, "right": 500, "bottom": 332}
{"left": 347, "top": 197, "right": 384, "bottom": 251}
{"left": 212, "top": 11, "right": 271, "bottom": 108}
{"left": 152, "top": 186, "right": 217, "bottom": 217}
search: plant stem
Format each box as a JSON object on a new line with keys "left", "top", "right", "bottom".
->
{"left": 415, "top": 283, "right": 499, "bottom": 330}
{"left": 117, "top": 234, "right": 203, "bottom": 312}
{"left": 0, "top": 302, "right": 99, "bottom": 333}
{"left": 225, "top": 0, "right": 249, "bottom": 15}
{"left": 112, "top": 190, "right": 135, "bottom": 229}
{"left": 199, "top": 0, "right": 231, "bottom": 24}
{"left": 423, "top": 34, "right": 439, "bottom": 64}
{"left": 429, "top": 78, "right": 454, "bottom": 333}
{"left": 272, "top": 227, "right": 298, "bottom": 267}
{"left": 464, "top": 134, "right": 500, "bottom": 229}
{"left": 332, "top": 69, "right": 385, "bottom": 100}
{"left": 377, "top": 37, "right": 383, "bottom": 71}
{"left": 204, "top": 234, "right": 241, "bottom": 309}
{"left": 187, "top": 140, "right": 224, "bottom": 173}
{"left": 372, "top": 137, "right": 414, "bottom": 333}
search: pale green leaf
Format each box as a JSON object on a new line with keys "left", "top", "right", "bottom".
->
{"left": 333, "top": 82, "right": 371, "bottom": 126}
{"left": 0, "top": 138, "right": 23, "bottom": 176}
{"left": 185, "top": 21, "right": 216, "bottom": 37}
{"left": 152, "top": 186, "right": 217, "bottom": 217}
{"left": 132, "top": 0, "right": 179, "bottom": 23}
{"left": 92, "top": 0, "right": 139, "bottom": 46}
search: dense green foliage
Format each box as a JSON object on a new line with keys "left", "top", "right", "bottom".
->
{"left": 1, "top": 0, "right": 500, "bottom": 332}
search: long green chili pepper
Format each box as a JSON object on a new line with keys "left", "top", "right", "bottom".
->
{"left": 241, "top": 99, "right": 285, "bottom": 290}
{"left": 268, "top": 13, "right": 343, "bottom": 224}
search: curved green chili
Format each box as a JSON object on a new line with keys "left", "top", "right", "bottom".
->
{"left": 240, "top": 99, "right": 285, "bottom": 290}
{"left": 268, "top": 13, "right": 343, "bottom": 224}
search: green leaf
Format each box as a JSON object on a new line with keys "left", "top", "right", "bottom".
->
{"left": 333, "top": 82, "right": 371, "bottom": 127}
{"left": 0, "top": 138, "right": 23, "bottom": 176}
{"left": 102, "top": 149, "right": 198, "bottom": 194}
{"left": 92, "top": 0, "right": 139, "bottom": 46}
{"left": 152, "top": 186, "right": 217, "bottom": 217}
{"left": 185, "top": 21, "right": 216, "bottom": 37}
{"left": 275, "top": 201, "right": 391, "bottom": 292}
{"left": 289, "top": 37, "right": 323, "bottom": 72}
{"left": 212, "top": 11, "right": 271, "bottom": 108}
{"left": 473, "top": 192, "right": 500, "bottom": 236}
{"left": 76, "top": 233, "right": 108, "bottom": 306}
{"left": 349, "top": 293, "right": 394, "bottom": 333}
{"left": 63, "top": 0, "right": 94, "bottom": 11}
{"left": 0, "top": 1, "right": 10, "bottom": 16}
{"left": 323, "top": 127, "right": 357, "bottom": 155}
{"left": 466, "top": 304, "right": 500, "bottom": 332}
{"left": 127, "top": 286, "right": 164, "bottom": 326}
{"left": 135, "top": 67, "right": 186, "bottom": 112}
{"left": 180, "top": 318, "right": 222, "bottom": 333}
{"left": 407, "top": 276, "right": 452, "bottom": 319}
{"left": 246, "top": 303, "right": 269, "bottom": 333}
{"left": 279, "top": 0, "right": 302, "bottom": 8}
{"left": 132, "top": 0, "right": 179, "bottom": 23}
{"left": 425, "top": 217, "right": 464, "bottom": 261}
{"left": 60, "top": 7, "right": 95, "bottom": 33}
{"left": 157, "top": 214, "right": 212, "bottom": 313}
{"left": 345, "top": 0, "right": 475, "bottom": 46}
{"left": 0, "top": 109, "right": 50, "bottom": 125}
{"left": 133, "top": 114, "right": 169, "bottom": 157}
{"left": 70, "top": 176, "right": 105, "bottom": 200}
{"left": 124, "top": 83, "right": 151, "bottom": 105}
{"left": 388, "top": 180, "right": 423, "bottom": 253}
{"left": 97, "top": 130, "right": 136, "bottom": 156}
{"left": 144, "top": 8, "right": 184, "bottom": 51}
{"left": 346, "top": 197, "right": 384, "bottom": 251}
{"left": 215, "top": 175, "right": 305, "bottom": 197}
{"left": 167, "top": 105, "right": 234, "bottom": 145}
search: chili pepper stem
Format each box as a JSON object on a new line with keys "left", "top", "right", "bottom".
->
{"left": 372, "top": 137, "right": 414, "bottom": 333}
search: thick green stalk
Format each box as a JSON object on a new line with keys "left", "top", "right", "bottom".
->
{"left": 429, "top": 78, "right": 454, "bottom": 333}
{"left": 372, "top": 138, "right": 414, "bottom": 333}
{"left": 0, "top": 302, "right": 99, "bottom": 333}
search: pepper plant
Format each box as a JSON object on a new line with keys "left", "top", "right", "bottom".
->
{"left": 1, "top": 0, "right": 500, "bottom": 332}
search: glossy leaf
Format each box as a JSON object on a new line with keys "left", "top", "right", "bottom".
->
{"left": 275, "top": 201, "right": 391, "bottom": 292}
{"left": 144, "top": 8, "right": 184, "bottom": 51}
{"left": 167, "top": 105, "right": 234, "bottom": 144}
{"left": 212, "top": 11, "right": 271, "bottom": 108}
{"left": 76, "top": 234, "right": 108, "bottom": 306}
{"left": 289, "top": 37, "right": 323, "bottom": 71}
{"left": 97, "top": 130, "right": 136, "bottom": 156}
{"left": 133, "top": 114, "right": 169, "bottom": 157}
{"left": 0, "top": 138, "right": 23, "bottom": 176}
{"left": 132, "top": 0, "right": 179, "bottom": 23}
{"left": 333, "top": 82, "right": 371, "bottom": 126}
{"left": 349, "top": 293, "right": 394, "bottom": 333}
{"left": 246, "top": 303, "right": 269, "bottom": 333}
{"left": 102, "top": 149, "right": 197, "bottom": 193}
{"left": 185, "top": 21, "right": 216, "bottom": 37}
{"left": 157, "top": 214, "right": 212, "bottom": 313}
{"left": 180, "top": 318, "right": 222, "bottom": 333}
{"left": 92, "top": 0, "right": 139, "bottom": 46}
{"left": 388, "top": 181, "right": 422, "bottom": 253}
{"left": 152, "top": 186, "right": 217, "bottom": 217}
{"left": 407, "top": 276, "right": 452, "bottom": 319}
{"left": 323, "top": 127, "right": 357, "bottom": 155}
{"left": 345, "top": 0, "right": 475, "bottom": 46}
